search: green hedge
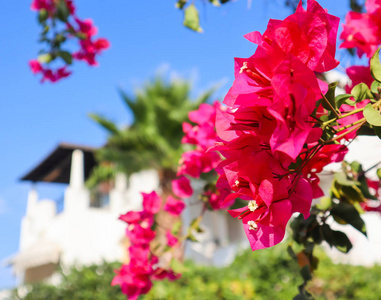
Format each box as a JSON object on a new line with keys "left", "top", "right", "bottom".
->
{"left": 13, "top": 245, "right": 381, "bottom": 299}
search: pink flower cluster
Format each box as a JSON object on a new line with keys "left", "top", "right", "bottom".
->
{"left": 338, "top": 65, "right": 373, "bottom": 140}
{"left": 215, "top": 0, "right": 348, "bottom": 251}
{"left": 341, "top": 0, "right": 381, "bottom": 57}
{"left": 30, "top": 0, "right": 109, "bottom": 83}
{"left": 29, "top": 59, "right": 71, "bottom": 83}
{"left": 174, "top": 102, "right": 232, "bottom": 209}
{"left": 112, "top": 191, "right": 180, "bottom": 300}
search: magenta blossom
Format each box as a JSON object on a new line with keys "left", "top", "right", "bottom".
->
{"left": 164, "top": 196, "right": 185, "bottom": 216}
{"left": 172, "top": 176, "right": 193, "bottom": 199}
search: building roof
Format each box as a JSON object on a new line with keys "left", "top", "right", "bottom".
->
{"left": 20, "top": 143, "right": 97, "bottom": 184}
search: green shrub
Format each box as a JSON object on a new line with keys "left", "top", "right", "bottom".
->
{"left": 12, "top": 245, "right": 381, "bottom": 299}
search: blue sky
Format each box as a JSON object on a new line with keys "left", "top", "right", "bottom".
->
{"left": 0, "top": 0, "right": 355, "bottom": 289}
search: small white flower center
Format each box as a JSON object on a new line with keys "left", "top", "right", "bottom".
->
{"left": 239, "top": 62, "right": 248, "bottom": 73}
{"left": 234, "top": 180, "right": 240, "bottom": 187}
{"left": 140, "top": 221, "right": 149, "bottom": 229}
{"left": 248, "top": 200, "right": 258, "bottom": 212}
{"left": 247, "top": 220, "right": 258, "bottom": 231}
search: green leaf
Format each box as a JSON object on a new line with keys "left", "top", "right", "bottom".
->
{"left": 175, "top": 0, "right": 188, "bottom": 9}
{"left": 334, "top": 172, "right": 359, "bottom": 186}
{"left": 371, "top": 80, "right": 381, "bottom": 94}
{"left": 359, "top": 176, "right": 377, "bottom": 200}
{"left": 37, "top": 53, "right": 53, "bottom": 63}
{"left": 38, "top": 9, "right": 48, "bottom": 23}
{"left": 331, "top": 202, "right": 367, "bottom": 236}
{"left": 322, "top": 224, "right": 334, "bottom": 247}
{"left": 370, "top": 47, "right": 381, "bottom": 83}
{"left": 187, "top": 233, "right": 198, "bottom": 242}
{"left": 56, "top": 0, "right": 70, "bottom": 22}
{"left": 172, "top": 221, "right": 182, "bottom": 235}
{"left": 209, "top": 0, "right": 221, "bottom": 6}
{"left": 89, "top": 114, "right": 120, "bottom": 134}
{"left": 333, "top": 230, "right": 353, "bottom": 253}
{"left": 374, "top": 126, "right": 381, "bottom": 139}
{"left": 300, "top": 266, "right": 312, "bottom": 281}
{"left": 287, "top": 245, "right": 297, "bottom": 260}
{"left": 42, "top": 25, "right": 50, "bottom": 35}
{"left": 322, "top": 224, "right": 353, "bottom": 253}
{"left": 322, "top": 82, "right": 338, "bottom": 111}
{"left": 183, "top": 4, "right": 203, "bottom": 33}
{"left": 58, "top": 51, "right": 72, "bottom": 65}
{"left": 377, "top": 168, "right": 381, "bottom": 179}
{"left": 342, "top": 185, "right": 365, "bottom": 202}
{"left": 335, "top": 94, "right": 353, "bottom": 109}
{"left": 316, "top": 197, "right": 332, "bottom": 210}
{"left": 351, "top": 83, "right": 374, "bottom": 102}
{"left": 364, "top": 103, "right": 381, "bottom": 126}
{"left": 170, "top": 258, "right": 185, "bottom": 274}
{"left": 55, "top": 34, "right": 66, "bottom": 43}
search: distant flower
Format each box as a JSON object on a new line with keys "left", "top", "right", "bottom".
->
{"left": 164, "top": 196, "right": 185, "bottom": 216}
{"left": 172, "top": 176, "right": 193, "bottom": 199}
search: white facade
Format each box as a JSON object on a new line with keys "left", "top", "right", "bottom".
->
{"left": 11, "top": 149, "right": 160, "bottom": 284}
{"left": 10, "top": 147, "right": 245, "bottom": 285}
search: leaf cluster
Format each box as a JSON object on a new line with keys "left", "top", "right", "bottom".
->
{"left": 36, "top": 0, "right": 74, "bottom": 67}
{"left": 88, "top": 76, "right": 215, "bottom": 185}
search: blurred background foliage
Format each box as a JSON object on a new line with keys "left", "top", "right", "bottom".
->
{"left": 87, "top": 76, "right": 215, "bottom": 194}
{"left": 13, "top": 243, "right": 381, "bottom": 300}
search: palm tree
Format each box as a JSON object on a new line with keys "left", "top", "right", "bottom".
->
{"left": 88, "top": 75, "right": 215, "bottom": 195}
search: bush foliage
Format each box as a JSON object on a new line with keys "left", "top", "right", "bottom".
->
{"left": 12, "top": 244, "right": 381, "bottom": 300}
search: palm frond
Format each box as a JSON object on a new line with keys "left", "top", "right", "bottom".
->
{"left": 89, "top": 113, "right": 120, "bottom": 135}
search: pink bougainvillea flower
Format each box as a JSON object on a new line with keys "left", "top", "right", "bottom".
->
{"left": 30, "top": 0, "right": 110, "bottom": 83}
{"left": 172, "top": 176, "right": 193, "bottom": 199}
{"left": 345, "top": 65, "right": 374, "bottom": 93}
{"left": 337, "top": 100, "right": 370, "bottom": 140}
{"left": 94, "top": 38, "right": 111, "bottom": 51}
{"left": 177, "top": 150, "right": 220, "bottom": 178}
{"left": 301, "top": 144, "right": 348, "bottom": 198}
{"left": 31, "top": 0, "right": 51, "bottom": 11}
{"left": 126, "top": 225, "right": 156, "bottom": 245}
{"left": 245, "top": 0, "right": 339, "bottom": 72}
{"left": 227, "top": 179, "right": 293, "bottom": 250}
{"left": 142, "top": 191, "right": 162, "bottom": 214}
{"left": 75, "top": 18, "right": 98, "bottom": 38}
{"left": 166, "top": 231, "right": 178, "bottom": 247}
{"left": 340, "top": 0, "right": 381, "bottom": 58}
{"left": 112, "top": 263, "right": 152, "bottom": 300}
{"left": 119, "top": 211, "right": 142, "bottom": 224}
{"left": 203, "top": 185, "right": 233, "bottom": 210}
{"left": 268, "top": 55, "right": 322, "bottom": 160}
{"left": 164, "top": 196, "right": 185, "bottom": 216}
{"left": 29, "top": 59, "right": 43, "bottom": 74}
{"left": 188, "top": 103, "right": 216, "bottom": 125}
{"left": 152, "top": 268, "right": 181, "bottom": 281}
{"left": 119, "top": 211, "right": 154, "bottom": 228}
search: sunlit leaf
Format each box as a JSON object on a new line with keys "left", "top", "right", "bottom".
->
{"left": 183, "top": 4, "right": 203, "bottom": 33}
{"left": 335, "top": 94, "right": 353, "bottom": 109}
{"left": 37, "top": 53, "right": 53, "bottom": 63}
{"left": 364, "top": 103, "right": 381, "bottom": 126}
{"left": 370, "top": 47, "right": 381, "bottom": 83}
{"left": 351, "top": 83, "right": 374, "bottom": 102}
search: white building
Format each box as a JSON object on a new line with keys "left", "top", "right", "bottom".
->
{"left": 8, "top": 143, "right": 245, "bottom": 285}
